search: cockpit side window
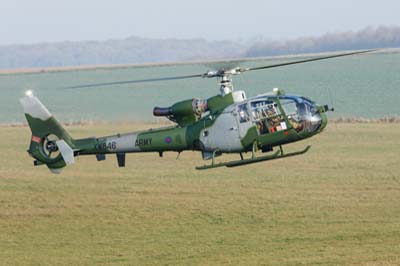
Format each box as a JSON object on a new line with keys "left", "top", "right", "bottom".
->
{"left": 280, "top": 99, "right": 303, "bottom": 132}
{"left": 280, "top": 99, "right": 297, "bottom": 118}
{"left": 238, "top": 103, "right": 250, "bottom": 123}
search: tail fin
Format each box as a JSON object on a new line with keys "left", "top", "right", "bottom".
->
{"left": 20, "top": 93, "right": 75, "bottom": 173}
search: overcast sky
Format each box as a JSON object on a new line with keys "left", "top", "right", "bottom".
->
{"left": 1, "top": 0, "right": 400, "bottom": 45}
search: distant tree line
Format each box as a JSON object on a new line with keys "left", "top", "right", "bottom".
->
{"left": 245, "top": 26, "right": 400, "bottom": 57}
{"left": 0, "top": 37, "right": 246, "bottom": 69}
{"left": 0, "top": 26, "right": 399, "bottom": 69}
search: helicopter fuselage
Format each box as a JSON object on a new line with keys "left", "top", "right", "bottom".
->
{"left": 76, "top": 90, "right": 328, "bottom": 158}
{"left": 21, "top": 89, "right": 329, "bottom": 171}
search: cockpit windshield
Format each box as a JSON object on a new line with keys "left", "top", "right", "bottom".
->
{"left": 279, "top": 96, "right": 322, "bottom": 133}
{"left": 248, "top": 95, "right": 322, "bottom": 134}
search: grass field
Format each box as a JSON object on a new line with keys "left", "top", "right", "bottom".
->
{"left": 1, "top": 123, "right": 399, "bottom": 266}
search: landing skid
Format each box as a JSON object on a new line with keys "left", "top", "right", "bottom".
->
{"left": 195, "top": 145, "right": 311, "bottom": 170}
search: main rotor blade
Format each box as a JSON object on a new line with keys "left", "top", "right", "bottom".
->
{"left": 244, "top": 49, "right": 377, "bottom": 72}
{"left": 63, "top": 74, "right": 203, "bottom": 89}
{"left": 62, "top": 49, "right": 377, "bottom": 89}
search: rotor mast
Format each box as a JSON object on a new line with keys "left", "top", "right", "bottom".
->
{"left": 219, "top": 74, "right": 234, "bottom": 95}
{"left": 203, "top": 67, "right": 244, "bottom": 96}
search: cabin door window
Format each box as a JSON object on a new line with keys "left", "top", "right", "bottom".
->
{"left": 250, "top": 100, "right": 286, "bottom": 135}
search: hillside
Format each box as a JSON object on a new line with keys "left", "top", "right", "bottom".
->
{"left": 1, "top": 26, "right": 399, "bottom": 69}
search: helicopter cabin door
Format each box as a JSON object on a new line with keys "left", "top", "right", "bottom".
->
{"left": 249, "top": 100, "right": 287, "bottom": 135}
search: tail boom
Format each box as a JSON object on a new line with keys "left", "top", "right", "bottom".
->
{"left": 20, "top": 94, "right": 190, "bottom": 172}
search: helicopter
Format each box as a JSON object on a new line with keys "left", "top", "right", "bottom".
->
{"left": 20, "top": 49, "right": 374, "bottom": 173}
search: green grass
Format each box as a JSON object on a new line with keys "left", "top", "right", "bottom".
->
{"left": 1, "top": 123, "right": 400, "bottom": 265}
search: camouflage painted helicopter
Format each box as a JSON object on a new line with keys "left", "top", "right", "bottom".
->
{"left": 20, "top": 50, "right": 373, "bottom": 173}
